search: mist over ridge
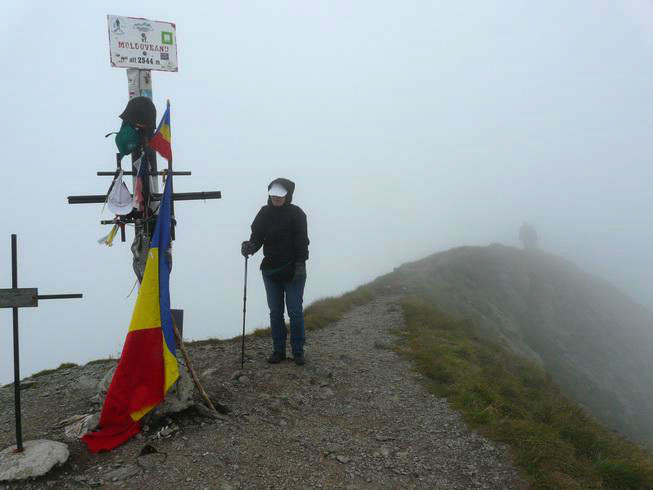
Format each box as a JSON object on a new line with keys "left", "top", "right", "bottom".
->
{"left": 375, "top": 244, "right": 653, "bottom": 445}
{"left": 2, "top": 1, "right": 653, "bottom": 397}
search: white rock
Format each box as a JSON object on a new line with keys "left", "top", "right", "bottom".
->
{"left": 63, "top": 413, "right": 99, "bottom": 441}
{"left": 104, "top": 464, "right": 139, "bottom": 481}
{"left": 75, "top": 375, "right": 100, "bottom": 391}
{"left": 201, "top": 368, "right": 219, "bottom": 378}
{"left": 320, "top": 387, "right": 335, "bottom": 398}
{"left": 0, "top": 439, "right": 69, "bottom": 481}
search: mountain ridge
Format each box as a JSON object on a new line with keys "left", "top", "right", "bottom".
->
{"left": 2, "top": 244, "right": 653, "bottom": 488}
{"left": 374, "top": 244, "right": 653, "bottom": 445}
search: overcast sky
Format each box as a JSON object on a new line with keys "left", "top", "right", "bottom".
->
{"left": 1, "top": 1, "right": 652, "bottom": 384}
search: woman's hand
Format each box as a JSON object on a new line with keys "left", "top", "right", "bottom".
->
{"left": 241, "top": 241, "right": 255, "bottom": 257}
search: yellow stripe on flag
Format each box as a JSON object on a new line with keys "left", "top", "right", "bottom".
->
{"left": 160, "top": 124, "right": 171, "bottom": 143}
{"left": 163, "top": 343, "right": 179, "bottom": 394}
{"left": 129, "top": 249, "right": 161, "bottom": 332}
{"left": 130, "top": 404, "right": 156, "bottom": 422}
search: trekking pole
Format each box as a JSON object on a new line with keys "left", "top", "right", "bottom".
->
{"left": 241, "top": 255, "right": 248, "bottom": 369}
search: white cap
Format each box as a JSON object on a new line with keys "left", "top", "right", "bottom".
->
{"left": 268, "top": 183, "right": 288, "bottom": 197}
{"left": 108, "top": 172, "right": 135, "bottom": 215}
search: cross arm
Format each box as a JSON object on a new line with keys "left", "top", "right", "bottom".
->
{"left": 97, "top": 170, "right": 191, "bottom": 176}
{"left": 67, "top": 191, "right": 221, "bottom": 204}
{"left": 0, "top": 289, "right": 83, "bottom": 309}
{"left": 0, "top": 289, "right": 38, "bottom": 308}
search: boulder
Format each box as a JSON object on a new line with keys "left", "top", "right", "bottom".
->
{"left": 98, "top": 357, "right": 195, "bottom": 419}
{"left": 0, "top": 440, "right": 69, "bottom": 481}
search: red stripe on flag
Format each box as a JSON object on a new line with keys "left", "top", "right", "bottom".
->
{"left": 149, "top": 132, "right": 172, "bottom": 161}
{"left": 81, "top": 328, "right": 165, "bottom": 452}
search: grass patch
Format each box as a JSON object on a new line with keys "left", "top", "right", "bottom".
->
{"left": 187, "top": 337, "right": 224, "bottom": 347}
{"left": 397, "top": 297, "right": 653, "bottom": 489}
{"left": 303, "top": 285, "right": 376, "bottom": 331}
{"left": 31, "top": 362, "right": 79, "bottom": 378}
{"left": 242, "top": 285, "right": 377, "bottom": 339}
{"left": 252, "top": 327, "right": 271, "bottom": 337}
{"left": 85, "top": 358, "right": 115, "bottom": 366}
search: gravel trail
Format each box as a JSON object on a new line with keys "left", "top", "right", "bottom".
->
{"left": 0, "top": 297, "right": 524, "bottom": 489}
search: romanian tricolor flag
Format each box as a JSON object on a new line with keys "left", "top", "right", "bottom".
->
{"left": 149, "top": 101, "right": 172, "bottom": 161}
{"left": 82, "top": 179, "right": 179, "bottom": 452}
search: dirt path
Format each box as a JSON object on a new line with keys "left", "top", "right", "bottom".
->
{"left": 0, "top": 297, "right": 524, "bottom": 489}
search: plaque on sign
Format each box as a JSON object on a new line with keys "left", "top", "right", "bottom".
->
{"left": 107, "top": 15, "right": 178, "bottom": 72}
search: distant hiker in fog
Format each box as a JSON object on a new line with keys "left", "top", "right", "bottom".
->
{"left": 519, "top": 222, "right": 538, "bottom": 251}
{"left": 241, "top": 178, "right": 310, "bottom": 366}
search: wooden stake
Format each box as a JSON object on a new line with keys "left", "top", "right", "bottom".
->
{"left": 170, "top": 314, "right": 218, "bottom": 414}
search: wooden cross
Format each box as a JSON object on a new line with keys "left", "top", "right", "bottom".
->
{"left": 67, "top": 153, "right": 221, "bottom": 242}
{"left": 0, "top": 234, "right": 82, "bottom": 452}
{"left": 67, "top": 144, "right": 221, "bottom": 289}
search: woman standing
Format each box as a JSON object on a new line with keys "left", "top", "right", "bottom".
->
{"left": 241, "top": 178, "right": 309, "bottom": 365}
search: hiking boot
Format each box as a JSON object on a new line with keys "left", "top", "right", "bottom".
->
{"left": 267, "top": 352, "right": 286, "bottom": 364}
{"left": 293, "top": 352, "right": 305, "bottom": 366}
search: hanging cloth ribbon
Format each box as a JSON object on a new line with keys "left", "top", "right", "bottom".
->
{"left": 98, "top": 224, "right": 120, "bottom": 247}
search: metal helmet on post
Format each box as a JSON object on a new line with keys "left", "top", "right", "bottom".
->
{"left": 119, "top": 96, "right": 157, "bottom": 130}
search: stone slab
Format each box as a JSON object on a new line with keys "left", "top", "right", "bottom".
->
{"left": 0, "top": 439, "right": 69, "bottom": 481}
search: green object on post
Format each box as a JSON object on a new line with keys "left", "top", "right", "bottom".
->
{"left": 114, "top": 122, "right": 140, "bottom": 156}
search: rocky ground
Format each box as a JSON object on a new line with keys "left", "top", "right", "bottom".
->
{"left": 0, "top": 297, "right": 525, "bottom": 489}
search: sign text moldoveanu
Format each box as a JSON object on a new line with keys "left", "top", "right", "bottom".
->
{"left": 107, "top": 15, "right": 178, "bottom": 72}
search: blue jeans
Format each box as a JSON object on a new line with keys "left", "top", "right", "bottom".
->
{"left": 262, "top": 273, "right": 306, "bottom": 355}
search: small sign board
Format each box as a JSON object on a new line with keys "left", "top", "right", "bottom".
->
{"left": 107, "top": 15, "right": 178, "bottom": 72}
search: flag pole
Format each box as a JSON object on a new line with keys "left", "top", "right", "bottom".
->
{"left": 161, "top": 101, "right": 214, "bottom": 412}
{"left": 166, "top": 100, "right": 175, "bottom": 240}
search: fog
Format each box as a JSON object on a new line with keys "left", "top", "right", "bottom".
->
{"left": 2, "top": 1, "right": 652, "bottom": 384}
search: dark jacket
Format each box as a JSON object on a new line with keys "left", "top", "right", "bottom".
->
{"left": 249, "top": 178, "right": 309, "bottom": 280}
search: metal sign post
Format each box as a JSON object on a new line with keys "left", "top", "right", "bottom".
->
{"left": 108, "top": 14, "right": 178, "bottom": 196}
{"left": 109, "top": 15, "right": 179, "bottom": 269}
{"left": 0, "top": 234, "right": 82, "bottom": 452}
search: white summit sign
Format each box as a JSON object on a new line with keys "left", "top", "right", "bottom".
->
{"left": 107, "top": 15, "right": 178, "bottom": 72}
